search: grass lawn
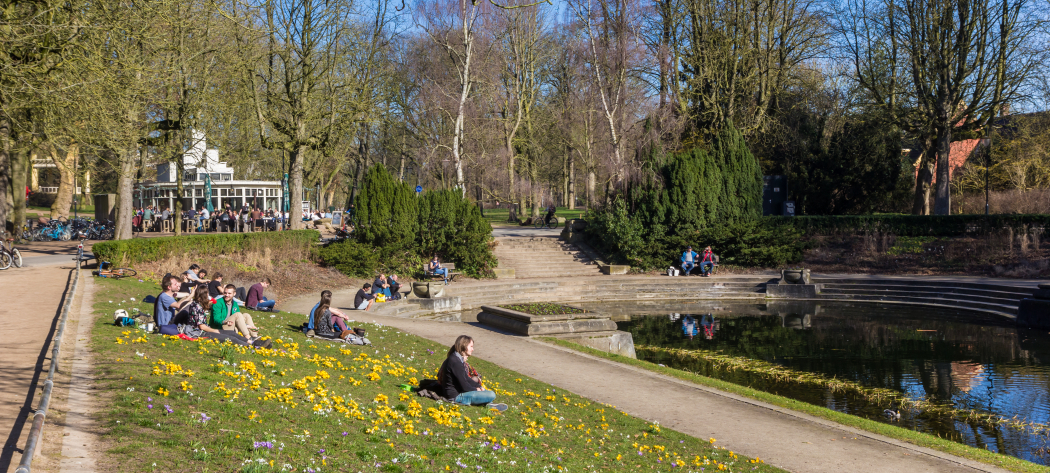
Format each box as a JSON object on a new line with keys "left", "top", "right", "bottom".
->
{"left": 545, "top": 340, "right": 1049, "bottom": 473}
{"left": 482, "top": 207, "right": 587, "bottom": 228}
{"left": 25, "top": 204, "right": 96, "bottom": 219}
{"left": 91, "top": 277, "right": 779, "bottom": 472}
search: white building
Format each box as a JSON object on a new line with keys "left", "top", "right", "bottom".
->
{"left": 138, "top": 130, "right": 285, "bottom": 212}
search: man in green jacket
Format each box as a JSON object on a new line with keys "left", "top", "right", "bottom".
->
{"left": 211, "top": 284, "right": 259, "bottom": 340}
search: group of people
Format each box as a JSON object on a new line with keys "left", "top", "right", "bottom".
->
{"left": 153, "top": 264, "right": 278, "bottom": 347}
{"left": 131, "top": 203, "right": 289, "bottom": 233}
{"left": 679, "top": 246, "right": 717, "bottom": 277}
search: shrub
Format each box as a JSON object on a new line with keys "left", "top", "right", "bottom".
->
{"left": 355, "top": 164, "right": 418, "bottom": 252}
{"left": 771, "top": 214, "right": 1050, "bottom": 237}
{"left": 417, "top": 189, "right": 495, "bottom": 277}
{"left": 316, "top": 239, "right": 382, "bottom": 277}
{"left": 91, "top": 230, "right": 319, "bottom": 266}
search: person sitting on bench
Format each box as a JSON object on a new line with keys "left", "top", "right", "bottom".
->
{"left": 699, "top": 246, "right": 716, "bottom": 277}
{"left": 428, "top": 255, "right": 448, "bottom": 284}
{"left": 246, "top": 278, "right": 278, "bottom": 312}
{"left": 680, "top": 246, "right": 699, "bottom": 276}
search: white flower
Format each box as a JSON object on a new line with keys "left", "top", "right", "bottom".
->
{"left": 130, "top": 297, "right": 136, "bottom": 301}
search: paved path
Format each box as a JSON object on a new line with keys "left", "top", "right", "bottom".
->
{"left": 283, "top": 293, "right": 1010, "bottom": 473}
{"left": 0, "top": 264, "right": 75, "bottom": 472}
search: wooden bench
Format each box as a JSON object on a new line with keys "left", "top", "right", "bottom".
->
{"left": 421, "top": 263, "right": 461, "bottom": 284}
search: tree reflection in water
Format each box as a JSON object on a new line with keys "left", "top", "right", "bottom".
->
{"left": 608, "top": 301, "right": 1050, "bottom": 465}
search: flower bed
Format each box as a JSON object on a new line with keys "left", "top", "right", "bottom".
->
{"left": 499, "top": 303, "right": 586, "bottom": 316}
{"left": 92, "top": 278, "right": 777, "bottom": 472}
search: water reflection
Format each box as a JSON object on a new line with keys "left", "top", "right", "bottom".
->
{"left": 597, "top": 300, "right": 1050, "bottom": 465}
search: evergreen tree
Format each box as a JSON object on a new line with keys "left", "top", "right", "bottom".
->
{"left": 418, "top": 189, "right": 494, "bottom": 276}
{"left": 355, "top": 164, "right": 418, "bottom": 250}
{"left": 712, "top": 122, "right": 763, "bottom": 225}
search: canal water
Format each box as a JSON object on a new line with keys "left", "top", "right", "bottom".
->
{"left": 585, "top": 300, "right": 1050, "bottom": 465}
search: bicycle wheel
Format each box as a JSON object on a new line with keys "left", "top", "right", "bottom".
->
{"left": 10, "top": 248, "right": 22, "bottom": 268}
{"left": 112, "top": 268, "right": 137, "bottom": 278}
{"left": 0, "top": 251, "right": 10, "bottom": 270}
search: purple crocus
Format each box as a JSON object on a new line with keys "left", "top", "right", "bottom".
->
{"left": 164, "top": 405, "right": 173, "bottom": 414}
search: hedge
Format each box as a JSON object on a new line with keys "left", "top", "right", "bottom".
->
{"left": 92, "top": 230, "right": 321, "bottom": 265}
{"left": 770, "top": 214, "right": 1050, "bottom": 237}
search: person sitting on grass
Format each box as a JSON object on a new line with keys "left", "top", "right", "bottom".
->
{"left": 680, "top": 246, "right": 698, "bottom": 276}
{"left": 246, "top": 278, "right": 278, "bottom": 312}
{"left": 212, "top": 284, "right": 261, "bottom": 342}
{"left": 207, "top": 272, "right": 225, "bottom": 298}
{"left": 428, "top": 255, "right": 448, "bottom": 284}
{"left": 306, "top": 290, "right": 352, "bottom": 338}
{"left": 176, "top": 285, "right": 252, "bottom": 346}
{"left": 354, "top": 283, "right": 375, "bottom": 310}
{"left": 186, "top": 264, "right": 208, "bottom": 283}
{"left": 437, "top": 335, "right": 508, "bottom": 411}
{"left": 155, "top": 274, "right": 190, "bottom": 327}
{"left": 178, "top": 272, "right": 198, "bottom": 295}
{"left": 372, "top": 274, "right": 392, "bottom": 299}
{"left": 699, "top": 246, "right": 716, "bottom": 277}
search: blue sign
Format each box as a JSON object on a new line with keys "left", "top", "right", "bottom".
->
{"left": 415, "top": 185, "right": 422, "bottom": 193}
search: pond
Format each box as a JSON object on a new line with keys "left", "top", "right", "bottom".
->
{"left": 584, "top": 300, "right": 1050, "bottom": 465}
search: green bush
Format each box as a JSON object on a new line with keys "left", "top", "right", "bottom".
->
{"left": 582, "top": 122, "right": 783, "bottom": 269}
{"left": 418, "top": 189, "right": 495, "bottom": 277}
{"left": 355, "top": 164, "right": 418, "bottom": 252}
{"left": 316, "top": 239, "right": 382, "bottom": 277}
{"left": 91, "top": 230, "right": 320, "bottom": 266}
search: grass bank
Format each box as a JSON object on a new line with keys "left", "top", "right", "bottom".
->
{"left": 89, "top": 277, "right": 781, "bottom": 472}
{"left": 482, "top": 207, "right": 586, "bottom": 228}
{"left": 544, "top": 339, "right": 1048, "bottom": 473}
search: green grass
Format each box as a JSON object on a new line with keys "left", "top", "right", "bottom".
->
{"left": 500, "top": 303, "right": 586, "bottom": 316}
{"left": 481, "top": 207, "right": 586, "bottom": 228}
{"left": 544, "top": 339, "right": 1050, "bottom": 473}
{"left": 90, "top": 277, "right": 781, "bottom": 472}
{"left": 25, "top": 204, "right": 96, "bottom": 219}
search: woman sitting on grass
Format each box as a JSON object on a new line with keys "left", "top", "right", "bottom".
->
{"left": 310, "top": 290, "right": 351, "bottom": 338}
{"left": 176, "top": 286, "right": 252, "bottom": 346}
{"left": 438, "top": 335, "right": 508, "bottom": 411}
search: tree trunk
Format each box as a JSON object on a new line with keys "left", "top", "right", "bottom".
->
{"left": 289, "top": 144, "right": 306, "bottom": 230}
{"left": 49, "top": 143, "right": 78, "bottom": 219}
{"left": 933, "top": 121, "right": 953, "bottom": 215}
{"left": 587, "top": 170, "right": 596, "bottom": 207}
{"left": 11, "top": 147, "right": 27, "bottom": 236}
{"left": 175, "top": 153, "right": 184, "bottom": 236}
{"left": 0, "top": 117, "right": 9, "bottom": 233}
{"left": 114, "top": 149, "right": 137, "bottom": 240}
{"left": 567, "top": 146, "right": 576, "bottom": 210}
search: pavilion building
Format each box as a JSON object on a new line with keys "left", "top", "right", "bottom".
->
{"left": 136, "top": 131, "right": 285, "bottom": 212}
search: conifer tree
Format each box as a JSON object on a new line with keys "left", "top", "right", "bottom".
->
{"left": 712, "top": 122, "right": 763, "bottom": 225}
{"left": 355, "top": 164, "right": 418, "bottom": 250}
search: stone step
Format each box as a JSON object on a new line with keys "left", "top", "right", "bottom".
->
{"left": 819, "top": 288, "right": 1026, "bottom": 306}
{"left": 813, "top": 279, "right": 1035, "bottom": 296}
{"left": 819, "top": 283, "right": 1033, "bottom": 300}
{"left": 841, "top": 294, "right": 1018, "bottom": 315}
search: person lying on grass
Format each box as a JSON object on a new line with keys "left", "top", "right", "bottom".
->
{"left": 305, "top": 290, "right": 352, "bottom": 338}
{"left": 211, "top": 284, "right": 262, "bottom": 343}
{"left": 175, "top": 285, "right": 253, "bottom": 346}
{"left": 438, "top": 335, "right": 508, "bottom": 412}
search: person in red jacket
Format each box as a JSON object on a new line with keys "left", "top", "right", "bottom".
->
{"left": 699, "top": 246, "right": 717, "bottom": 277}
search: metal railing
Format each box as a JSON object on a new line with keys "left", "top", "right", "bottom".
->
{"left": 15, "top": 258, "right": 80, "bottom": 473}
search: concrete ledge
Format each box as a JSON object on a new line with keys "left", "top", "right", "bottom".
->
{"left": 493, "top": 268, "right": 516, "bottom": 279}
{"left": 412, "top": 296, "right": 461, "bottom": 313}
{"left": 478, "top": 305, "right": 618, "bottom": 336}
{"left": 601, "top": 265, "right": 630, "bottom": 275}
{"left": 552, "top": 330, "right": 636, "bottom": 358}
{"left": 766, "top": 284, "right": 820, "bottom": 298}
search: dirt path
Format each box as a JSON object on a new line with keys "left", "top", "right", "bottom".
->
{"left": 279, "top": 284, "right": 1013, "bottom": 473}
{"left": 0, "top": 264, "right": 75, "bottom": 472}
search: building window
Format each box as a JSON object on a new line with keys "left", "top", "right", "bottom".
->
{"left": 235, "top": 188, "right": 242, "bottom": 196}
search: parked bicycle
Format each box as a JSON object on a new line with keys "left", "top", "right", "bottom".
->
{"left": 0, "top": 231, "right": 23, "bottom": 269}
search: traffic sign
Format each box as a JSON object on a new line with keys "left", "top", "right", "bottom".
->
{"left": 415, "top": 185, "right": 422, "bottom": 193}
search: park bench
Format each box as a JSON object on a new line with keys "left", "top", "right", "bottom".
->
{"left": 421, "top": 262, "right": 460, "bottom": 284}
{"left": 678, "top": 254, "right": 719, "bottom": 276}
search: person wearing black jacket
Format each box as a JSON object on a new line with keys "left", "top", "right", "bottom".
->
{"left": 437, "top": 335, "right": 508, "bottom": 411}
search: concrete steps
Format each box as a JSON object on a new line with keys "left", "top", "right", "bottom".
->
{"left": 494, "top": 236, "right": 603, "bottom": 278}
{"left": 812, "top": 278, "right": 1035, "bottom": 318}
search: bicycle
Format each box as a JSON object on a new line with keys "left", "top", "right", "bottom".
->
{"left": 93, "top": 261, "right": 137, "bottom": 279}
{"left": 533, "top": 214, "right": 561, "bottom": 229}
{"left": 0, "top": 231, "right": 23, "bottom": 269}
{"left": 75, "top": 231, "right": 89, "bottom": 263}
